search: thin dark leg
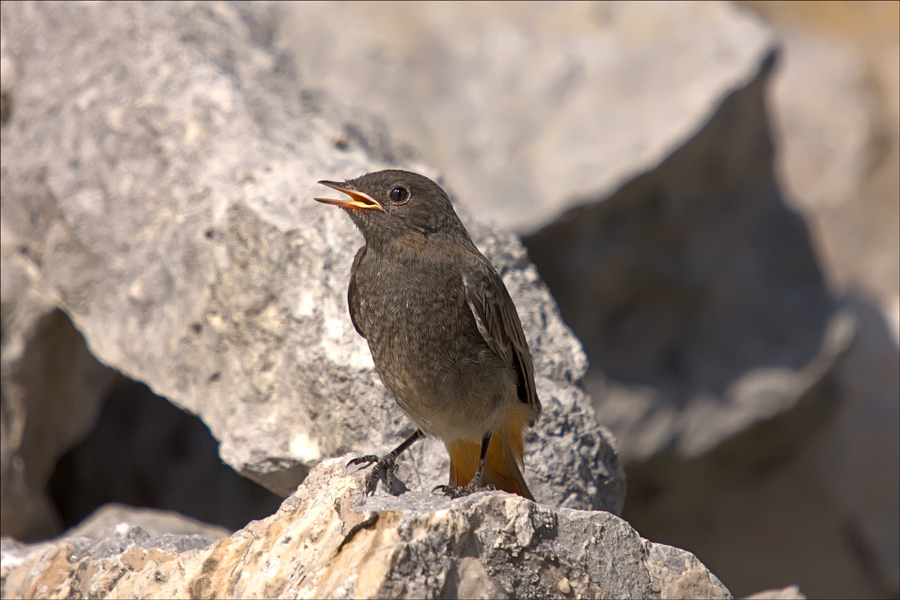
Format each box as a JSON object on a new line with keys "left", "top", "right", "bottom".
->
{"left": 433, "top": 433, "right": 495, "bottom": 499}
{"left": 469, "top": 433, "right": 492, "bottom": 487}
{"left": 347, "top": 430, "right": 424, "bottom": 495}
{"left": 390, "top": 429, "right": 426, "bottom": 461}
{"left": 348, "top": 429, "right": 424, "bottom": 468}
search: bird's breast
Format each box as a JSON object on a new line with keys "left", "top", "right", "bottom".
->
{"left": 350, "top": 251, "right": 516, "bottom": 439}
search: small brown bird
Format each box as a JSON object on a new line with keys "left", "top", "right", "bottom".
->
{"left": 315, "top": 170, "right": 540, "bottom": 499}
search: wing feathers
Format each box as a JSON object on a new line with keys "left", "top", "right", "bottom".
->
{"left": 462, "top": 262, "right": 541, "bottom": 421}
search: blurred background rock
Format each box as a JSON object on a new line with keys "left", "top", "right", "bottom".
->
{"left": 1, "top": 2, "right": 897, "bottom": 599}
{"left": 730, "top": 3, "right": 899, "bottom": 597}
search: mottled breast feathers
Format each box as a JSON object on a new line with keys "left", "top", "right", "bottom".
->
{"left": 348, "top": 243, "right": 541, "bottom": 425}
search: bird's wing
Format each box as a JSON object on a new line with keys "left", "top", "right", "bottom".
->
{"left": 347, "top": 246, "right": 366, "bottom": 338}
{"left": 462, "top": 259, "right": 541, "bottom": 422}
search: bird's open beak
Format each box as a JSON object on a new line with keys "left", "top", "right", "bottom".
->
{"left": 315, "top": 181, "right": 384, "bottom": 212}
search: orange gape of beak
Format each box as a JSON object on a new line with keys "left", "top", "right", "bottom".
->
{"left": 315, "top": 181, "right": 384, "bottom": 212}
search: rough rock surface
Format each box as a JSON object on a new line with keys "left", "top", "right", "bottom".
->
{"left": 0, "top": 457, "right": 732, "bottom": 600}
{"left": 64, "top": 503, "right": 231, "bottom": 542}
{"left": 0, "top": 0, "right": 622, "bottom": 543}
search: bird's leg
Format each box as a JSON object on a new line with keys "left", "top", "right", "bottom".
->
{"left": 347, "top": 429, "right": 424, "bottom": 495}
{"left": 433, "top": 433, "right": 496, "bottom": 499}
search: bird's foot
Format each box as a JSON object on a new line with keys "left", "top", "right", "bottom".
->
{"left": 346, "top": 454, "right": 381, "bottom": 472}
{"left": 346, "top": 454, "right": 402, "bottom": 496}
{"left": 432, "top": 481, "right": 496, "bottom": 499}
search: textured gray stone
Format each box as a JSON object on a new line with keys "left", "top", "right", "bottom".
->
{"left": 65, "top": 503, "right": 231, "bottom": 543}
{"left": 526, "top": 54, "right": 851, "bottom": 464}
{"left": 525, "top": 46, "right": 853, "bottom": 598}
{"left": 0, "top": 0, "right": 622, "bottom": 541}
{"left": 0, "top": 457, "right": 732, "bottom": 599}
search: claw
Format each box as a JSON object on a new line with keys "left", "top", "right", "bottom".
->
{"left": 346, "top": 431, "right": 422, "bottom": 497}
{"left": 432, "top": 481, "right": 495, "bottom": 499}
{"left": 346, "top": 454, "right": 400, "bottom": 496}
{"left": 345, "top": 455, "right": 379, "bottom": 473}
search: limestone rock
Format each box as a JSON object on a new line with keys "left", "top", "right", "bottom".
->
{"left": 524, "top": 41, "right": 853, "bottom": 598}
{"left": 526, "top": 50, "right": 851, "bottom": 465}
{"left": 0, "top": 0, "right": 622, "bottom": 544}
{"left": 46, "top": 379, "right": 283, "bottom": 534}
{"left": 277, "top": 2, "right": 775, "bottom": 235}
{"left": 767, "top": 25, "right": 900, "bottom": 597}
{"left": 598, "top": 7, "right": 898, "bottom": 597}
{"left": 65, "top": 503, "right": 230, "bottom": 542}
{"left": 0, "top": 457, "right": 732, "bottom": 599}
{"left": 744, "top": 585, "right": 805, "bottom": 600}
{"left": 0, "top": 305, "right": 118, "bottom": 540}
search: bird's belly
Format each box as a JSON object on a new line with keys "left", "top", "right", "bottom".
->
{"left": 360, "top": 282, "right": 516, "bottom": 441}
{"left": 380, "top": 350, "right": 514, "bottom": 441}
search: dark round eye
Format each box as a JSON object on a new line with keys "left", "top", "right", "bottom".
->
{"left": 389, "top": 186, "right": 410, "bottom": 204}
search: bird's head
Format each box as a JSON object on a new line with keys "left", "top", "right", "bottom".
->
{"left": 315, "top": 170, "right": 469, "bottom": 250}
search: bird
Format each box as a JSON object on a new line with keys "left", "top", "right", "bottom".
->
{"left": 315, "top": 170, "right": 541, "bottom": 500}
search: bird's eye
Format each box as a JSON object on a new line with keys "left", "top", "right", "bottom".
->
{"left": 389, "top": 186, "right": 410, "bottom": 204}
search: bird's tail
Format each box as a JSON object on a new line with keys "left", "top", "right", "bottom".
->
{"left": 446, "top": 411, "right": 534, "bottom": 501}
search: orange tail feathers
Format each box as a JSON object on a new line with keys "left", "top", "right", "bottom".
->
{"left": 446, "top": 412, "right": 534, "bottom": 501}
